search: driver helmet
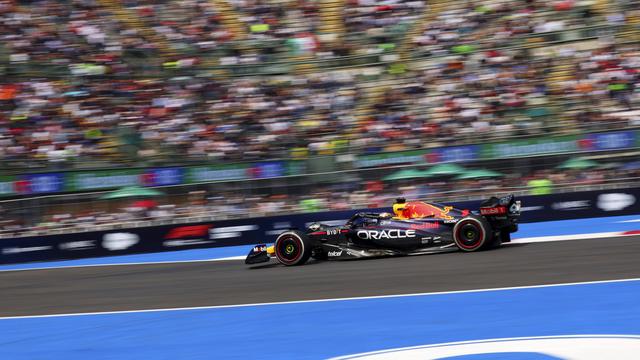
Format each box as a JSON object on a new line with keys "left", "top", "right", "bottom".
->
{"left": 392, "top": 198, "right": 407, "bottom": 219}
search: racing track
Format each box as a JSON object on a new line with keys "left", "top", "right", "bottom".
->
{"left": 1, "top": 235, "right": 640, "bottom": 317}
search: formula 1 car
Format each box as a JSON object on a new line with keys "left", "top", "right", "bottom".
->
{"left": 245, "top": 195, "right": 521, "bottom": 266}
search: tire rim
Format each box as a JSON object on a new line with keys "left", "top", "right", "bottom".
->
{"left": 464, "top": 228, "right": 477, "bottom": 240}
{"left": 455, "top": 220, "right": 484, "bottom": 250}
{"left": 276, "top": 234, "right": 302, "bottom": 264}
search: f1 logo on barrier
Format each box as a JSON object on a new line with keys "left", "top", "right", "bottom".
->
{"left": 164, "top": 225, "right": 212, "bottom": 239}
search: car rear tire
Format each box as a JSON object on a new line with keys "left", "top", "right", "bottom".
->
{"left": 274, "top": 230, "right": 312, "bottom": 266}
{"left": 453, "top": 216, "right": 494, "bottom": 251}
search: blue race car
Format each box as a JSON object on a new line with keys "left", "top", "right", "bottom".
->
{"left": 246, "top": 195, "right": 521, "bottom": 266}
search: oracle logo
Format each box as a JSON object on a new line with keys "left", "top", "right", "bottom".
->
{"left": 356, "top": 229, "right": 416, "bottom": 240}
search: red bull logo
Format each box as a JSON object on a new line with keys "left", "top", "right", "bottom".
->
{"left": 399, "top": 202, "right": 454, "bottom": 220}
{"left": 409, "top": 222, "right": 440, "bottom": 230}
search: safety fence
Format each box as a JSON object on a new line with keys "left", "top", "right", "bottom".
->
{"left": 1, "top": 186, "right": 638, "bottom": 264}
{"left": 0, "top": 129, "right": 638, "bottom": 194}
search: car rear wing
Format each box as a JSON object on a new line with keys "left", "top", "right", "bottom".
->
{"left": 479, "top": 194, "right": 521, "bottom": 218}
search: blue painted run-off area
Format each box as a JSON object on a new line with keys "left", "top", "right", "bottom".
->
{"left": 1, "top": 214, "right": 638, "bottom": 272}
{"left": 1, "top": 279, "right": 640, "bottom": 359}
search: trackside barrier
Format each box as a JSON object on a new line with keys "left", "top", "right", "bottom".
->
{"left": 1, "top": 188, "right": 639, "bottom": 264}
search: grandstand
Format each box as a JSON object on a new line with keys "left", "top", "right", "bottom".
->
{"left": 0, "top": 0, "right": 638, "bottom": 235}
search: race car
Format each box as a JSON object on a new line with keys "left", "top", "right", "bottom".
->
{"left": 245, "top": 195, "right": 521, "bottom": 266}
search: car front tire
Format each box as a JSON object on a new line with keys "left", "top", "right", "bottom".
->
{"left": 274, "top": 230, "right": 313, "bottom": 266}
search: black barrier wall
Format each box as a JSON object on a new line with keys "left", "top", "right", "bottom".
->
{"left": 1, "top": 188, "right": 639, "bottom": 264}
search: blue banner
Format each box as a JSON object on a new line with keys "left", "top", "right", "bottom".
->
{"left": 250, "top": 162, "right": 285, "bottom": 179}
{"left": 144, "top": 168, "right": 184, "bottom": 186}
{"left": 429, "top": 145, "right": 479, "bottom": 163}
{"left": 20, "top": 173, "right": 64, "bottom": 194}
{"left": 584, "top": 130, "right": 636, "bottom": 151}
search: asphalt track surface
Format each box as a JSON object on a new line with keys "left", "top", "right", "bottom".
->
{"left": 2, "top": 235, "right": 640, "bottom": 317}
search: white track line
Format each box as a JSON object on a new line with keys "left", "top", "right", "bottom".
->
{"left": 1, "top": 277, "right": 639, "bottom": 320}
{"left": 510, "top": 231, "right": 632, "bottom": 244}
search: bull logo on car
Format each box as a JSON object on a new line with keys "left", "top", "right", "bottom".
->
{"left": 399, "top": 202, "right": 454, "bottom": 220}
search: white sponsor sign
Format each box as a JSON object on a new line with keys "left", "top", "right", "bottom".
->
{"left": 273, "top": 222, "right": 291, "bottom": 229}
{"left": 598, "top": 193, "right": 636, "bottom": 211}
{"left": 59, "top": 240, "right": 96, "bottom": 251}
{"left": 164, "top": 239, "right": 214, "bottom": 247}
{"left": 2, "top": 246, "right": 53, "bottom": 255}
{"left": 102, "top": 233, "right": 139, "bottom": 251}
{"left": 551, "top": 200, "right": 590, "bottom": 210}
{"left": 209, "top": 225, "right": 258, "bottom": 240}
{"left": 305, "top": 220, "right": 348, "bottom": 227}
{"left": 520, "top": 206, "right": 544, "bottom": 212}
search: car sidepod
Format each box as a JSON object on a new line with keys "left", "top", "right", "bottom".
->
{"left": 346, "top": 218, "right": 456, "bottom": 252}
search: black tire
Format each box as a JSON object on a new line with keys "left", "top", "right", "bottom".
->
{"left": 274, "top": 230, "right": 312, "bottom": 266}
{"left": 453, "top": 216, "right": 494, "bottom": 252}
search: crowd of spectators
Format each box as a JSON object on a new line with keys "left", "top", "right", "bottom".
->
{"left": 411, "top": 0, "right": 625, "bottom": 56}
{"left": 341, "top": 42, "right": 640, "bottom": 152}
{"left": 224, "top": 0, "right": 426, "bottom": 59}
{"left": 0, "top": 41, "right": 638, "bottom": 167}
{"left": 124, "top": 0, "right": 233, "bottom": 53}
{"left": 0, "top": 72, "right": 359, "bottom": 166}
{"left": 343, "top": 0, "right": 425, "bottom": 55}
{"left": 556, "top": 44, "right": 639, "bottom": 108}
{"left": 230, "top": 0, "right": 319, "bottom": 40}
{"left": 0, "top": 0, "right": 634, "bottom": 67}
{"left": 0, "top": 0, "right": 159, "bottom": 74}
{"left": 351, "top": 49, "right": 553, "bottom": 150}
